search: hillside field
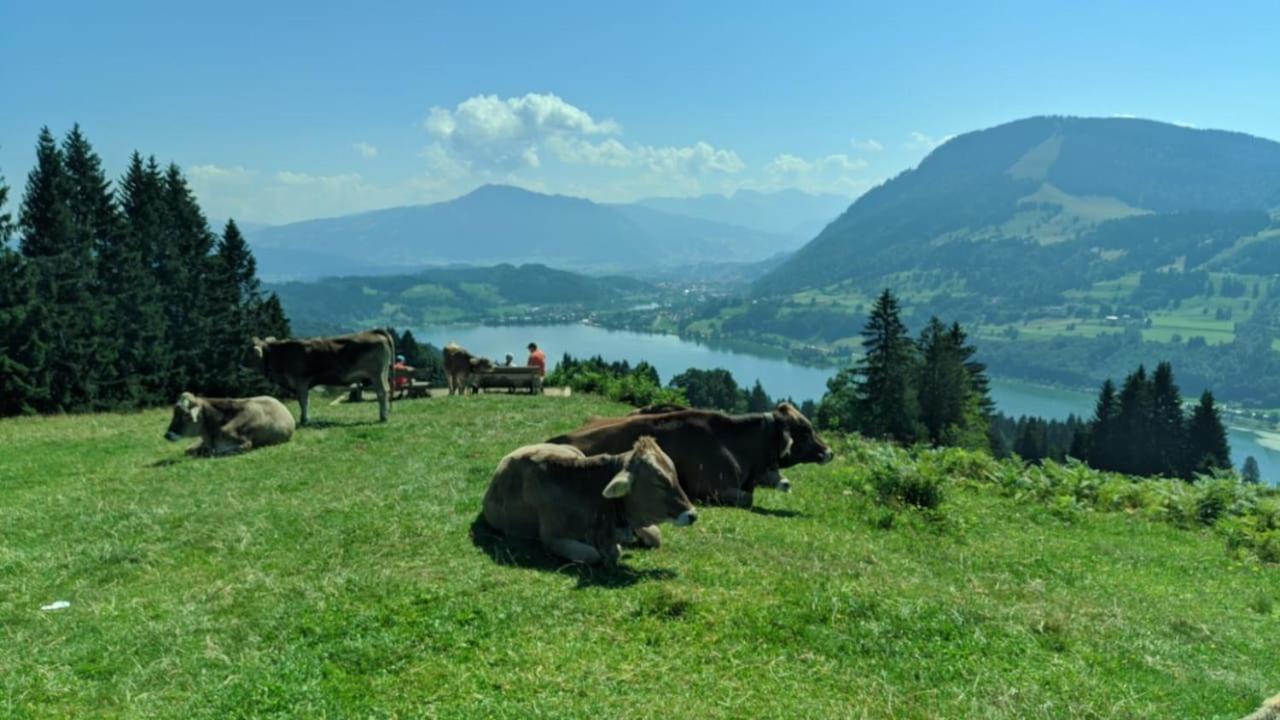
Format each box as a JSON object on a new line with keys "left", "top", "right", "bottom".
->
{"left": 1, "top": 395, "right": 1278, "bottom": 718}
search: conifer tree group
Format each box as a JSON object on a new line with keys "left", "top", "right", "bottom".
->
{"left": 818, "top": 289, "right": 991, "bottom": 448}
{"left": 0, "top": 126, "right": 290, "bottom": 416}
{"left": 1079, "top": 362, "right": 1231, "bottom": 479}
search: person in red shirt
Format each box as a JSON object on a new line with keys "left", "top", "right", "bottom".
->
{"left": 526, "top": 342, "right": 547, "bottom": 377}
{"left": 392, "top": 354, "right": 414, "bottom": 394}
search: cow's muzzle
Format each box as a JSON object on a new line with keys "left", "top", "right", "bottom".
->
{"left": 164, "top": 432, "right": 181, "bottom": 442}
{"left": 675, "top": 510, "right": 698, "bottom": 527}
{"left": 819, "top": 448, "right": 834, "bottom": 464}
{"left": 777, "top": 478, "right": 792, "bottom": 493}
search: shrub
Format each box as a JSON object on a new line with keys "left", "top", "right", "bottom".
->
{"left": 868, "top": 459, "right": 945, "bottom": 510}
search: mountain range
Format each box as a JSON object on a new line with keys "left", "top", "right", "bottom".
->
{"left": 757, "top": 116, "right": 1280, "bottom": 295}
{"left": 246, "top": 186, "right": 846, "bottom": 281}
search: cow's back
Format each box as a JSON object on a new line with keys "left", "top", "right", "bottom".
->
{"left": 275, "top": 331, "right": 392, "bottom": 386}
{"left": 551, "top": 413, "right": 723, "bottom": 498}
{"left": 483, "top": 444, "right": 589, "bottom": 539}
{"left": 242, "top": 396, "right": 296, "bottom": 446}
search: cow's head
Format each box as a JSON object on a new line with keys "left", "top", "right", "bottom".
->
{"left": 604, "top": 436, "right": 697, "bottom": 528}
{"left": 165, "top": 392, "right": 203, "bottom": 441}
{"left": 244, "top": 337, "right": 275, "bottom": 373}
{"left": 773, "top": 402, "right": 833, "bottom": 468}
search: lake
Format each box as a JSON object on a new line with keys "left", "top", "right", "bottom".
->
{"left": 415, "top": 322, "right": 1279, "bottom": 485}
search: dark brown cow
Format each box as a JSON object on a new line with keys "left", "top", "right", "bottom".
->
{"left": 164, "top": 392, "right": 295, "bottom": 456}
{"left": 247, "top": 330, "right": 394, "bottom": 425}
{"left": 549, "top": 402, "right": 833, "bottom": 507}
{"left": 443, "top": 342, "right": 494, "bottom": 396}
{"left": 482, "top": 437, "right": 696, "bottom": 565}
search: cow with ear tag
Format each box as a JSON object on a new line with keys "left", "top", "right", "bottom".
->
{"left": 165, "top": 392, "right": 295, "bottom": 457}
{"left": 482, "top": 436, "right": 697, "bottom": 565}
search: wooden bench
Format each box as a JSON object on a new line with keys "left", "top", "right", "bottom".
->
{"left": 473, "top": 366, "right": 543, "bottom": 394}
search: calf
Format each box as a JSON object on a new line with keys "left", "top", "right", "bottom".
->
{"left": 247, "top": 329, "right": 394, "bottom": 425}
{"left": 443, "top": 342, "right": 494, "bottom": 396}
{"left": 165, "top": 392, "right": 295, "bottom": 456}
{"left": 482, "top": 437, "right": 697, "bottom": 565}
{"left": 550, "top": 402, "right": 832, "bottom": 507}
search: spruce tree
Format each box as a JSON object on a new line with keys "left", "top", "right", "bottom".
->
{"left": 1087, "top": 379, "right": 1120, "bottom": 471}
{"left": 1241, "top": 456, "right": 1261, "bottom": 485}
{"left": 205, "top": 219, "right": 262, "bottom": 394}
{"left": 855, "top": 289, "right": 918, "bottom": 442}
{"left": 1186, "top": 391, "right": 1231, "bottom": 477}
{"left": 917, "top": 316, "right": 978, "bottom": 446}
{"left": 19, "top": 126, "right": 97, "bottom": 412}
{"left": 254, "top": 292, "right": 292, "bottom": 340}
{"left": 1150, "top": 362, "right": 1186, "bottom": 477}
{"left": 104, "top": 152, "right": 170, "bottom": 405}
{"left": 746, "top": 380, "right": 771, "bottom": 413}
{"left": 159, "top": 163, "right": 217, "bottom": 396}
{"left": 0, "top": 169, "right": 49, "bottom": 414}
{"left": 1115, "top": 366, "right": 1154, "bottom": 475}
{"left": 61, "top": 125, "right": 121, "bottom": 407}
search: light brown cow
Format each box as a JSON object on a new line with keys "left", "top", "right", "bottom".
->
{"left": 549, "top": 402, "right": 832, "bottom": 507}
{"left": 247, "top": 330, "right": 394, "bottom": 424}
{"left": 443, "top": 342, "right": 494, "bottom": 396}
{"left": 482, "top": 437, "right": 697, "bottom": 565}
{"left": 1243, "top": 695, "right": 1280, "bottom": 720}
{"left": 164, "top": 392, "right": 295, "bottom": 456}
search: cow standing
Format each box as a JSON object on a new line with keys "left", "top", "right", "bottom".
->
{"left": 164, "top": 392, "right": 295, "bottom": 456}
{"left": 247, "top": 330, "right": 394, "bottom": 425}
{"left": 549, "top": 402, "right": 833, "bottom": 507}
{"left": 482, "top": 437, "right": 697, "bottom": 565}
{"left": 443, "top": 342, "right": 493, "bottom": 396}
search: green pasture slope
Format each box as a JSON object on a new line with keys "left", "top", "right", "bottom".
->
{"left": 1, "top": 395, "right": 1277, "bottom": 718}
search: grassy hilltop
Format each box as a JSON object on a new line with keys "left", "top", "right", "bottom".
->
{"left": 1, "top": 395, "right": 1278, "bottom": 718}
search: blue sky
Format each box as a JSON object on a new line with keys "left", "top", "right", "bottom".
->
{"left": 2, "top": 1, "right": 1279, "bottom": 225}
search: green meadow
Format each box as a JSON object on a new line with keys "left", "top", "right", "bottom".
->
{"left": 1, "top": 395, "right": 1277, "bottom": 718}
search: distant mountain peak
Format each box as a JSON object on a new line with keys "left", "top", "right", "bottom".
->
{"left": 757, "top": 115, "right": 1280, "bottom": 294}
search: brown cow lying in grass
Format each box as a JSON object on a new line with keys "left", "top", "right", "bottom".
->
{"left": 482, "top": 437, "right": 696, "bottom": 565}
{"left": 164, "top": 392, "right": 295, "bottom": 457}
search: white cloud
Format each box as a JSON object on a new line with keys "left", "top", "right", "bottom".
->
{"left": 903, "top": 131, "right": 955, "bottom": 152}
{"left": 851, "top": 137, "right": 883, "bottom": 152}
{"left": 187, "top": 165, "right": 417, "bottom": 224}
{"left": 758, "top": 153, "right": 870, "bottom": 196}
{"left": 353, "top": 142, "right": 378, "bottom": 158}
{"left": 425, "top": 92, "right": 621, "bottom": 170}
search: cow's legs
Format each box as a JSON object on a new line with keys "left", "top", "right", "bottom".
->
{"left": 545, "top": 538, "right": 603, "bottom": 565}
{"left": 297, "top": 383, "right": 311, "bottom": 425}
{"left": 633, "top": 525, "right": 663, "bottom": 548}
{"left": 374, "top": 369, "right": 390, "bottom": 422}
{"left": 458, "top": 370, "right": 470, "bottom": 396}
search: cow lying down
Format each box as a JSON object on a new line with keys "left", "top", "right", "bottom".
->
{"left": 482, "top": 437, "right": 697, "bottom": 565}
{"left": 165, "top": 392, "right": 295, "bottom": 456}
{"left": 550, "top": 402, "right": 833, "bottom": 507}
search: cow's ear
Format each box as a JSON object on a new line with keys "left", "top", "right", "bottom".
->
{"left": 602, "top": 470, "right": 633, "bottom": 498}
{"left": 264, "top": 336, "right": 277, "bottom": 343}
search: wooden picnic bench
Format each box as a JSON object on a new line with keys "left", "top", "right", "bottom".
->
{"left": 473, "top": 366, "right": 543, "bottom": 394}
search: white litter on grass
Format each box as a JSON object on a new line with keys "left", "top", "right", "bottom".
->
{"left": 41, "top": 600, "right": 70, "bottom": 611}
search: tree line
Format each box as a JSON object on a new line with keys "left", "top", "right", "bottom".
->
{"left": 1081, "top": 363, "right": 1231, "bottom": 479}
{"left": 819, "top": 289, "right": 1239, "bottom": 481}
{"left": 0, "top": 126, "right": 288, "bottom": 416}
